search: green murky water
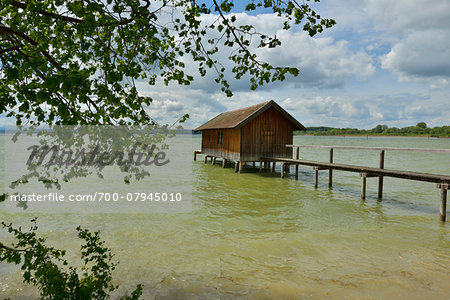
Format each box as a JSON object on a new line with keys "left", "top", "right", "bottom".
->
{"left": 1, "top": 135, "right": 449, "bottom": 299}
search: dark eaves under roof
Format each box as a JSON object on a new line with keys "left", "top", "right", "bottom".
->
{"left": 194, "top": 100, "right": 306, "bottom": 131}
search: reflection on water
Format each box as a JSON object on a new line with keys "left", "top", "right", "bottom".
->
{"left": 1, "top": 136, "right": 449, "bottom": 299}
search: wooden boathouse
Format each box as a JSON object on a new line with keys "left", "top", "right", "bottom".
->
{"left": 194, "top": 100, "right": 305, "bottom": 167}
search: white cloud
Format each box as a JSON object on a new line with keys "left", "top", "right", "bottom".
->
{"left": 319, "top": 0, "right": 450, "bottom": 87}
{"left": 257, "top": 32, "right": 375, "bottom": 89}
{"left": 380, "top": 29, "right": 450, "bottom": 87}
{"left": 277, "top": 92, "right": 448, "bottom": 129}
{"left": 177, "top": 12, "right": 375, "bottom": 92}
{"left": 360, "top": 0, "right": 450, "bottom": 87}
{"left": 365, "top": 0, "right": 450, "bottom": 34}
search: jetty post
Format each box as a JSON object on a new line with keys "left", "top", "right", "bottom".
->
{"left": 361, "top": 172, "right": 367, "bottom": 199}
{"left": 437, "top": 183, "right": 448, "bottom": 222}
{"left": 314, "top": 167, "right": 319, "bottom": 188}
{"left": 378, "top": 150, "right": 385, "bottom": 199}
{"left": 329, "top": 148, "right": 333, "bottom": 188}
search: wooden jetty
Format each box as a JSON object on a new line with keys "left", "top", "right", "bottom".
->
{"left": 195, "top": 145, "right": 450, "bottom": 222}
{"left": 193, "top": 101, "right": 449, "bottom": 221}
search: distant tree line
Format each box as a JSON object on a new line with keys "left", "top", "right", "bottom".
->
{"left": 295, "top": 123, "right": 450, "bottom": 137}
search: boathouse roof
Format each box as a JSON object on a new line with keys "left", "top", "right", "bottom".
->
{"left": 194, "top": 100, "right": 306, "bottom": 131}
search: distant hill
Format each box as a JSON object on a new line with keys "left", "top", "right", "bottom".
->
{"left": 295, "top": 123, "right": 449, "bottom": 137}
{"left": 301, "top": 126, "right": 337, "bottom": 132}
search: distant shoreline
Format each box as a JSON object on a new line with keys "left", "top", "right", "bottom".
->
{"left": 294, "top": 134, "right": 450, "bottom": 139}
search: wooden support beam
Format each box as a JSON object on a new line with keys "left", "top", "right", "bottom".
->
{"left": 295, "top": 147, "right": 300, "bottom": 180}
{"left": 378, "top": 150, "right": 385, "bottom": 199}
{"left": 285, "top": 144, "right": 450, "bottom": 153}
{"left": 222, "top": 159, "right": 226, "bottom": 168}
{"left": 329, "top": 148, "right": 333, "bottom": 188}
{"left": 314, "top": 167, "right": 319, "bottom": 188}
{"left": 194, "top": 151, "right": 197, "bottom": 161}
{"left": 261, "top": 157, "right": 450, "bottom": 184}
{"left": 365, "top": 173, "right": 379, "bottom": 178}
{"left": 437, "top": 183, "right": 448, "bottom": 222}
{"left": 212, "top": 157, "right": 216, "bottom": 165}
{"left": 253, "top": 162, "right": 255, "bottom": 167}
{"left": 272, "top": 161, "right": 276, "bottom": 172}
{"left": 204, "top": 155, "right": 208, "bottom": 164}
{"left": 281, "top": 162, "right": 285, "bottom": 179}
{"left": 259, "top": 160, "right": 262, "bottom": 173}
{"left": 235, "top": 161, "right": 239, "bottom": 173}
{"left": 239, "top": 161, "right": 244, "bottom": 173}
{"left": 361, "top": 172, "right": 367, "bottom": 200}
{"left": 316, "top": 167, "right": 329, "bottom": 171}
{"left": 437, "top": 183, "right": 450, "bottom": 189}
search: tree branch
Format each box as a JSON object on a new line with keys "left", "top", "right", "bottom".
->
{"left": 0, "top": 26, "right": 64, "bottom": 71}
{"left": 0, "top": 45, "right": 23, "bottom": 54}
{"left": 10, "top": 1, "right": 83, "bottom": 24}
{"left": 211, "top": 0, "right": 262, "bottom": 67}
{"left": 8, "top": 1, "right": 150, "bottom": 27}
{"left": 0, "top": 243, "right": 29, "bottom": 252}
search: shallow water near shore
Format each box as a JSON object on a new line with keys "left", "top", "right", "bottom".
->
{"left": 1, "top": 135, "right": 449, "bottom": 299}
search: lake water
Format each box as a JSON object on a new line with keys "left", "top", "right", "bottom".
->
{"left": 1, "top": 135, "right": 449, "bottom": 299}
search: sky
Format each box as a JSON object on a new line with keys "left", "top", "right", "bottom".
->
{"left": 1, "top": 0, "right": 449, "bottom": 130}
{"left": 139, "top": 0, "right": 450, "bottom": 130}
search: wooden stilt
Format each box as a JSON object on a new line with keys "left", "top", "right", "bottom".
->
{"left": 378, "top": 150, "right": 385, "bottom": 199}
{"left": 295, "top": 147, "right": 299, "bottom": 180}
{"left": 272, "top": 161, "right": 276, "bottom": 172}
{"left": 441, "top": 186, "right": 447, "bottom": 222}
{"left": 212, "top": 157, "right": 216, "bottom": 165}
{"left": 438, "top": 183, "right": 448, "bottom": 222}
{"left": 235, "top": 161, "right": 239, "bottom": 173}
{"left": 259, "top": 161, "right": 262, "bottom": 173}
{"left": 361, "top": 172, "right": 367, "bottom": 200}
{"left": 194, "top": 151, "right": 197, "bottom": 161}
{"left": 253, "top": 162, "right": 255, "bottom": 167}
{"left": 222, "top": 159, "right": 226, "bottom": 168}
{"left": 329, "top": 148, "right": 333, "bottom": 188}
{"left": 239, "top": 161, "right": 243, "bottom": 173}
{"left": 281, "top": 162, "right": 285, "bottom": 178}
{"left": 314, "top": 167, "right": 319, "bottom": 188}
{"left": 204, "top": 155, "right": 208, "bottom": 164}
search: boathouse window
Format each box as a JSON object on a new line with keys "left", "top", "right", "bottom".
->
{"left": 217, "top": 131, "right": 223, "bottom": 145}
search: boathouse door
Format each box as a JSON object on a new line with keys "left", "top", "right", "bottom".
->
{"left": 261, "top": 123, "right": 274, "bottom": 157}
